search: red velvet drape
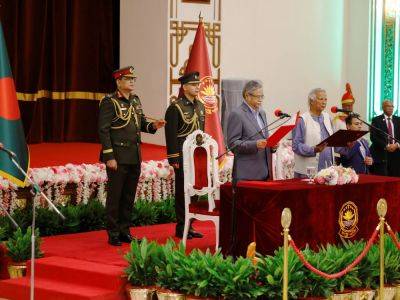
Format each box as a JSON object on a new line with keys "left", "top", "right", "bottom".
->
{"left": 0, "top": 0, "right": 119, "bottom": 142}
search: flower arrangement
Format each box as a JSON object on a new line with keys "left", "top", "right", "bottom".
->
{"left": 274, "top": 139, "right": 295, "bottom": 180}
{"left": 135, "top": 160, "right": 175, "bottom": 201}
{"left": 314, "top": 166, "right": 359, "bottom": 185}
{"left": 219, "top": 155, "right": 233, "bottom": 184}
{"left": 1, "top": 158, "right": 228, "bottom": 214}
{"left": 0, "top": 157, "right": 234, "bottom": 215}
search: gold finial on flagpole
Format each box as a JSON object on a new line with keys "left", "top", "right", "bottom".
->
{"left": 199, "top": 11, "right": 203, "bottom": 23}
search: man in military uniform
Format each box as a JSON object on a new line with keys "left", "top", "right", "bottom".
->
{"left": 165, "top": 71, "right": 205, "bottom": 239}
{"left": 98, "top": 66, "right": 166, "bottom": 246}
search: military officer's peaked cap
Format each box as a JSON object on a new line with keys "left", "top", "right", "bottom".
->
{"left": 178, "top": 71, "right": 201, "bottom": 85}
{"left": 113, "top": 66, "right": 137, "bottom": 79}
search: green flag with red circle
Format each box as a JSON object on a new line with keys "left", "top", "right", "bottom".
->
{"left": 0, "top": 22, "right": 29, "bottom": 187}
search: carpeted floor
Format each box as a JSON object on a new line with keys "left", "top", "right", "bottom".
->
{"left": 28, "top": 142, "right": 167, "bottom": 168}
{"left": 0, "top": 221, "right": 216, "bottom": 300}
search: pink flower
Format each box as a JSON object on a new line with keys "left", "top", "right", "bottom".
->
{"left": 314, "top": 176, "right": 325, "bottom": 184}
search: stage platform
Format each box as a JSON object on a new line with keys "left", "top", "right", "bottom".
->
{"left": 28, "top": 142, "right": 167, "bottom": 168}
{"left": 0, "top": 221, "right": 215, "bottom": 300}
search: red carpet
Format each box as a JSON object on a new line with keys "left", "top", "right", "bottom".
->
{"left": 28, "top": 143, "right": 167, "bottom": 168}
{"left": 0, "top": 221, "right": 216, "bottom": 300}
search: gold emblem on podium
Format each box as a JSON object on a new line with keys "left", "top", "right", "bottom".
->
{"left": 338, "top": 201, "right": 359, "bottom": 238}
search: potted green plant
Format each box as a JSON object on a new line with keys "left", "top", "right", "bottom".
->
{"left": 5, "top": 226, "right": 43, "bottom": 278}
{"left": 378, "top": 234, "right": 400, "bottom": 299}
{"left": 219, "top": 256, "right": 265, "bottom": 299}
{"left": 301, "top": 247, "right": 337, "bottom": 299}
{"left": 78, "top": 199, "right": 106, "bottom": 231}
{"left": 358, "top": 234, "right": 400, "bottom": 299}
{"left": 155, "top": 239, "right": 186, "bottom": 300}
{"left": 124, "top": 238, "right": 162, "bottom": 300}
{"left": 337, "top": 239, "right": 375, "bottom": 300}
{"left": 60, "top": 204, "right": 81, "bottom": 233}
{"left": 257, "top": 247, "right": 307, "bottom": 299}
{"left": 154, "top": 198, "right": 176, "bottom": 224}
{"left": 319, "top": 241, "right": 367, "bottom": 300}
{"left": 35, "top": 206, "right": 63, "bottom": 236}
{"left": 175, "top": 249, "right": 225, "bottom": 299}
{"left": 131, "top": 200, "right": 158, "bottom": 226}
{"left": 0, "top": 226, "right": 5, "bottom": 241}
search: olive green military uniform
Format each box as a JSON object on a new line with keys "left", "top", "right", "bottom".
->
{"left": 164, "top": 95, "right": 205, "bottom": 235}
{"left": 98, "top": 90, "right": 156, "bottom": 239}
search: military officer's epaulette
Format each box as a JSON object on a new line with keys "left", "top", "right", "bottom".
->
{"left": 99, "top": 94, "right": 113, "bottom": 106}
{"left": 170, "top": 97, "right": 182, "bottom": 105}
{"left": 174, "top": 97, "right": 194, "bottom": 110}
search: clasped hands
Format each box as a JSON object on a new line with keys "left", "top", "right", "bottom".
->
{"left": 152, "top": 119, "right": 166, "bottom": 129}
{"left": 386, "top": 143, "right": 399, "bottom": 153}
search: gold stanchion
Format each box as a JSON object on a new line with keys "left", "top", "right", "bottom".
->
{"left": 377, "top": 198, "right": 388, "bottom": 300}
{"left": 281, "top": 208, "right": 292, "bottom": 300}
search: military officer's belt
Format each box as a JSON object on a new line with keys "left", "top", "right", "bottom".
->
{"left": 112, "top": 140, "right": 137, "bottom": 147}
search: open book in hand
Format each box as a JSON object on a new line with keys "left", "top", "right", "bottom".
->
{"left": 316, "top": 129, "right": 368, "bottom": 147}
{"left": 266, "top": 112, "right": 300, "bottom": 148}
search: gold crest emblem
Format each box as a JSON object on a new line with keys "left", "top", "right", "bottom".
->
{"left": 198, "top": 76, "right": 218, "bottom": 114}
{"left": 338, "top": 201, "right": 359, "bottom": 238}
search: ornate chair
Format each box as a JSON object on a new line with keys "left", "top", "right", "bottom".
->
{"left": 182, "top": 130, "right": 220, "bottom": 251}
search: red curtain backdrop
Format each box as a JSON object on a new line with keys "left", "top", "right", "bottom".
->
{"left": 0, "top": 0, "right": 119, "bottom": 142}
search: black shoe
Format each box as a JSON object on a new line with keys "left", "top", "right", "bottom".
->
{"left": 119, "top": 233, "right": 134, "bottom": 243}
{"left": 175, "top": 231, "right": 193, "bottom": 239}
{"left": 189, "top": 229, "right": 203, "bottom": 238}
{"left": 108, "top": 236, "right": 122, "bottom": 246}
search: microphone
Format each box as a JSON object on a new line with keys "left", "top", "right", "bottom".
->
{"left": 274, "top": 109, "right": 291, "bottom": 118}
{"left": 331, "top": 106, "right": 359, "bottom": 117}
{"left": 331, "top": 106, "right": 352, "bottom": 114}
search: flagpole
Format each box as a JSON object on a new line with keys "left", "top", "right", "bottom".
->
{"left": 2, "top": 151, "right": 65, "bottom": 300}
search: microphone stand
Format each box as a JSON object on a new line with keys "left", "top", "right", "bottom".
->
{"left": 1, "top": 149, "right": 65, "bottom": 300}
{"left": 352, "top": 113, "right": 400, "bottom": 144}
{"left": 216, "top": 115, "right": 290, "bottom": 257}
{"left": 0, "top": 202, "right": 19, "bottom": 229}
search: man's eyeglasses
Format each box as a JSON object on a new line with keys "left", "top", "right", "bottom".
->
{"left": 121, "top": 76, "right": 137, "bottom": 82}
{"left": 249, "top": 93, "right": 265, "bottom": 100}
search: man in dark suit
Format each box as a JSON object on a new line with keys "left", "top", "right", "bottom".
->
{"left": 98, "top": 66, "right": 166, "bottom": 246}
{"left": 370, "top": 100, "right": 400, "bottom": 176}
{"left": 340, "top": 115, "right": 373, "bottom": 174}
{"left": 164, "top": 71, "right": 205, "bottom": 239}
{"left": 226, "top": 80, "right": 272, "bottom": 181}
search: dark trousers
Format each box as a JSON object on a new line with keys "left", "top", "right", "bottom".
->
{"left": 372, "top": 153, "right": 400, "bottom": 177}
{"left": 372, "top": 161, "right": 388, "bottom": 176}
{"left": 106, "top": 164, "right": 141, "bottom": 237}
{"left": 388, "top": 152, "right": 400, "bottom": 177}
{"left": 174, "top": 167, "right": 185, "bottom": 233}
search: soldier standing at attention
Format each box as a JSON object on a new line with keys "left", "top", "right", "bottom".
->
{"left": 165, "top": 71, "right": 205, "bottom": 239}
{"left": 98, "top": 66, "right": 166, "bottom": 246}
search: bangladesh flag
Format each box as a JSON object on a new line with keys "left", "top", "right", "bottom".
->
{"left": 0, "top": 22, "right": 29, "bottom": 187}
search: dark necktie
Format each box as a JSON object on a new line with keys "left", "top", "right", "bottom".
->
{"left": 387, "top": 117, "right": 394, "bottom": 144}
